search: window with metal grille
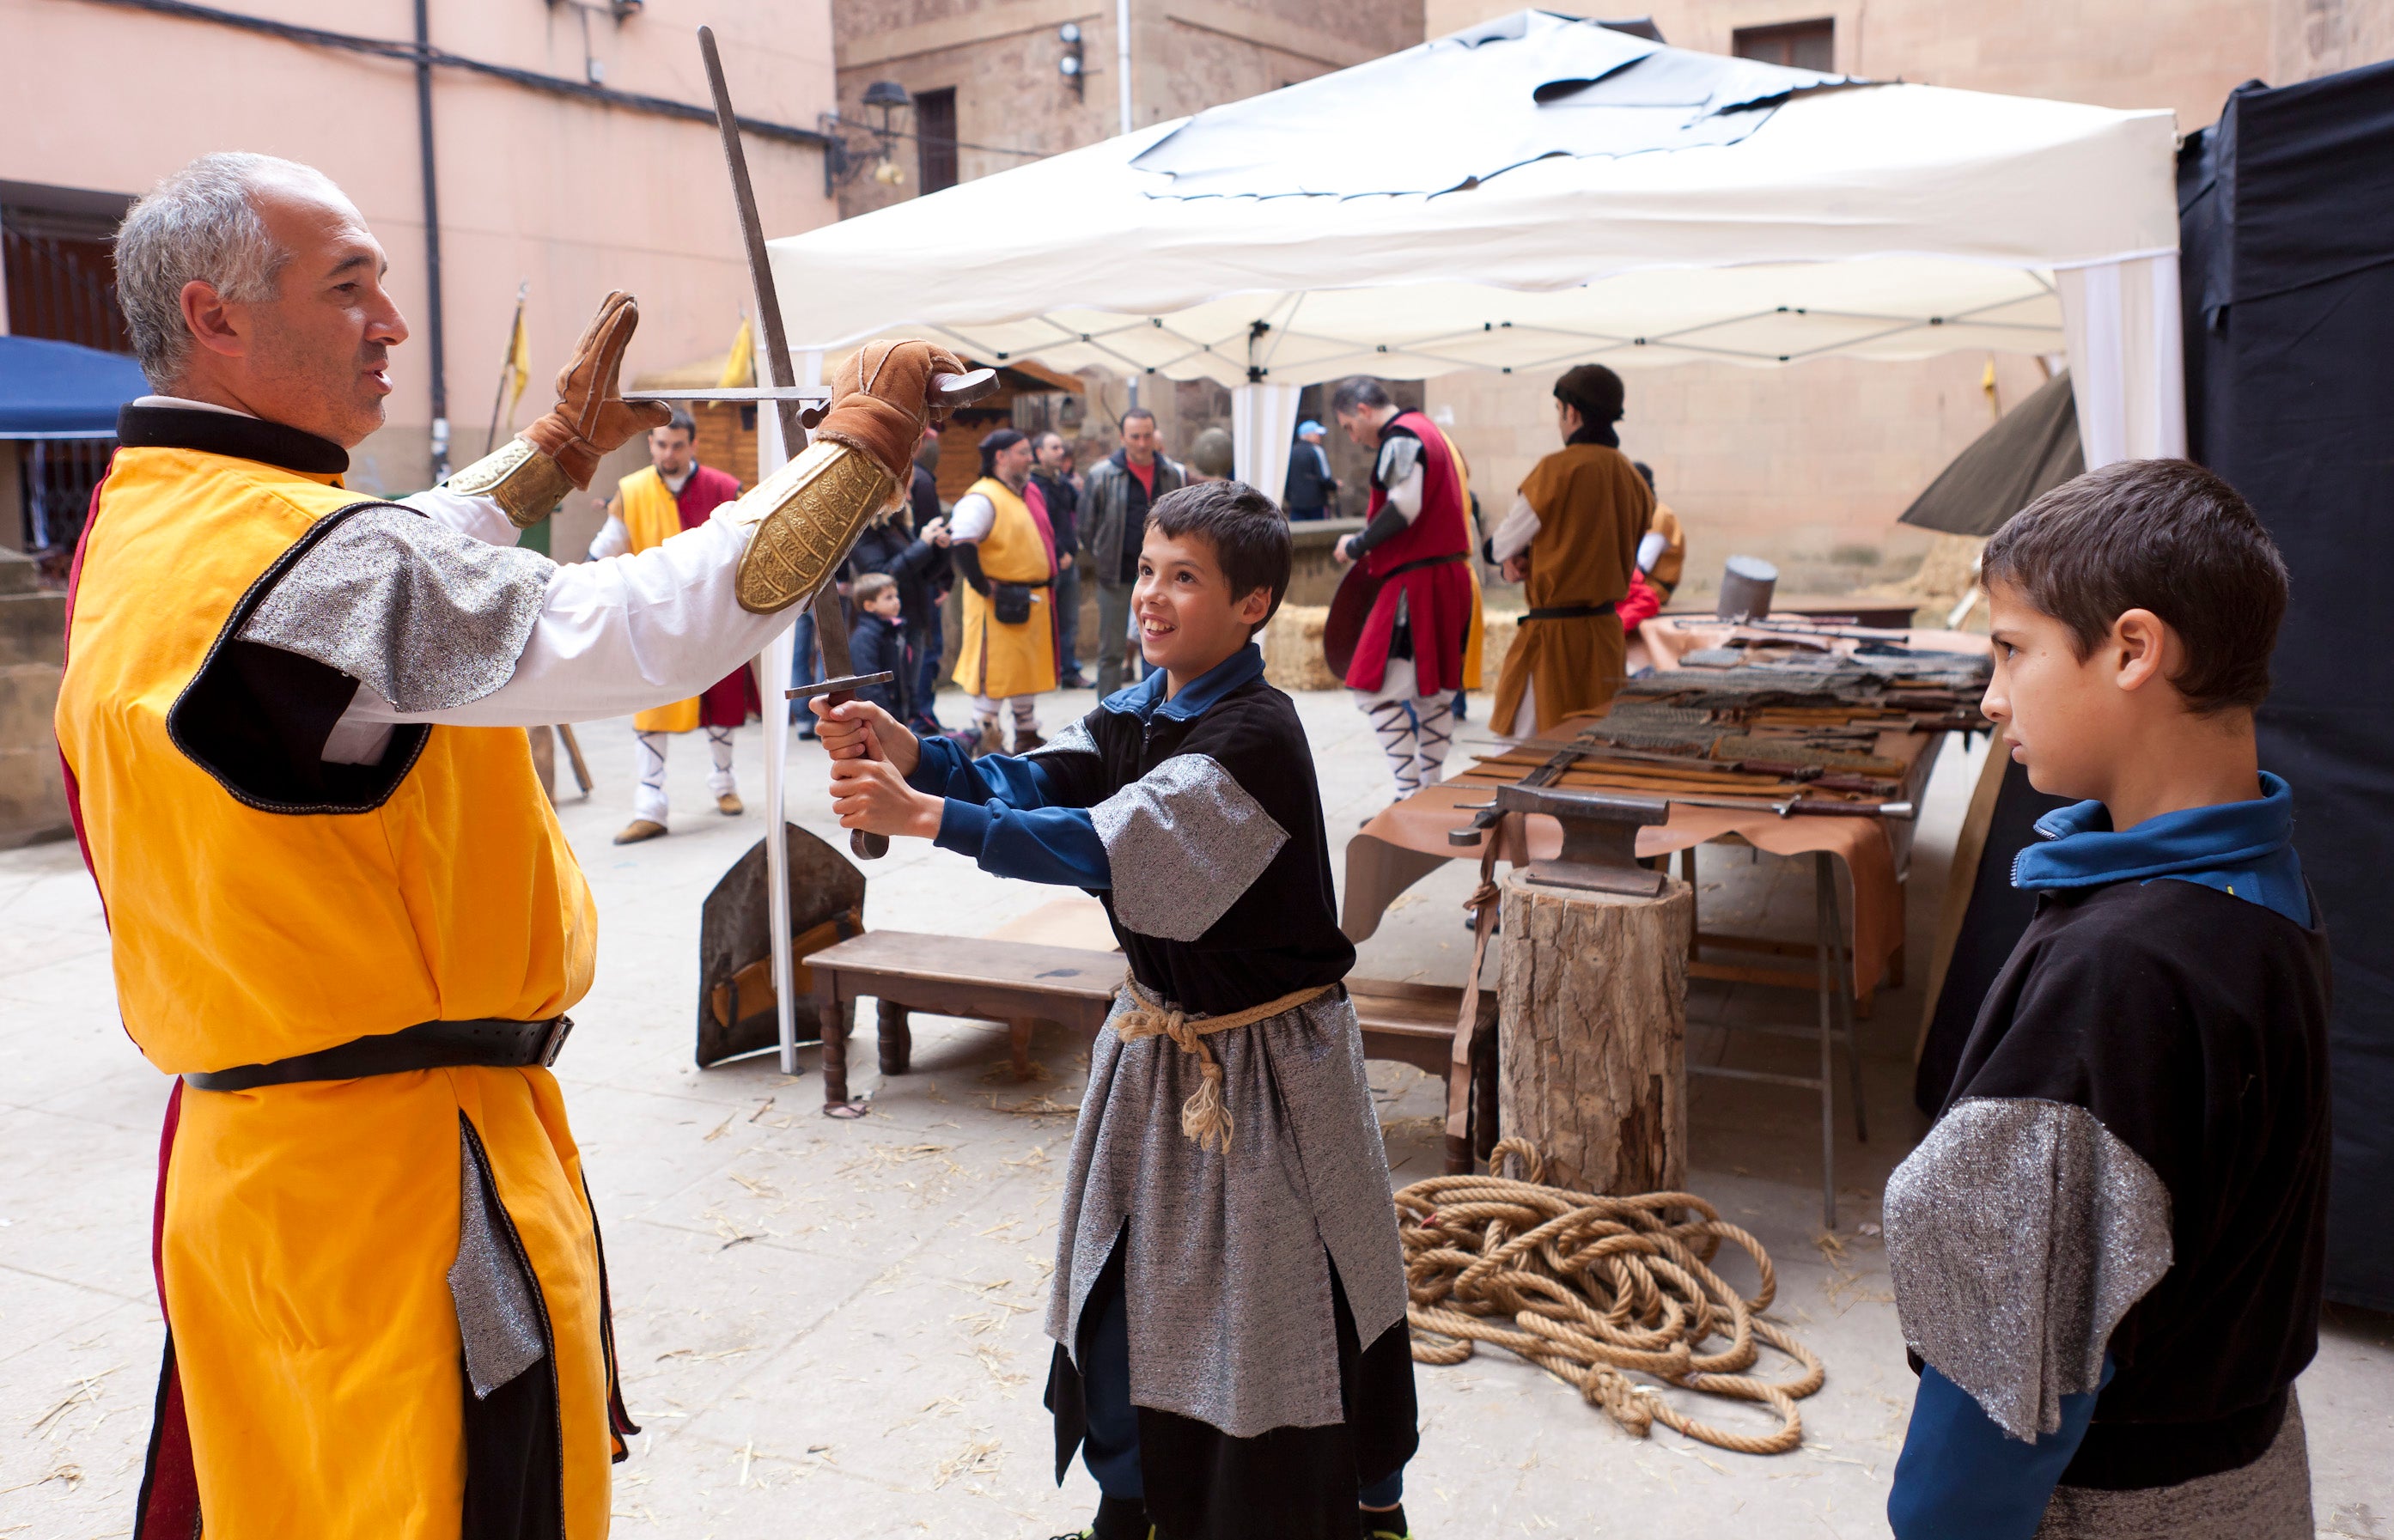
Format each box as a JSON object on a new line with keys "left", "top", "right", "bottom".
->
{"left": 3, "top": 187, "right": 136, "bottom": 558}
{"left": 1732, "top": 19, "right": 1834, "bottom": 72}
{"left": 915, "top": 88, "right": 959, "bottom": 194}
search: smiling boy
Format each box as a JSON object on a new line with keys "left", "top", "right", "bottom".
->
{"left": 1882, "top": 460, "right": 2329, "bottom": 1539}
{"left": 817, "top": 481, "right": 1419, "bottom": 1540}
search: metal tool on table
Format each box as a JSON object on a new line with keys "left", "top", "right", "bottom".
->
{"left": 1491, "top": 784, "right": 1672, "bottom": 896}
{"left": 693, "top": 27, "right": 995, "bottom": 1096}
{"left": 1447, "top": 728, "right": 1609, "bottom": 848}
{"left": 1668, "top": 793, "right": 1915, "bottom": 819}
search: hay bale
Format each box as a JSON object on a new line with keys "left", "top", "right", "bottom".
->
{"left": 1262, "top": 604, "right": 1342, "bottom": 691}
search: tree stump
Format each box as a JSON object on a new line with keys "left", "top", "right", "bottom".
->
{"left": 1497, "top": 867, "right": 1692, "bottom": 1194}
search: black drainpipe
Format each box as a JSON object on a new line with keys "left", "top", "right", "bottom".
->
{"left": 415, "top": 0, "right": 450, "bottom": 480}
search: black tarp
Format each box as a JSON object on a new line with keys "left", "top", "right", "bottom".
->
{"left": 2182, "top": 64, "right": 2394, "bottom": 1311}
{"left": 1898, "top": 369, "right": 2085, "bottom": 537}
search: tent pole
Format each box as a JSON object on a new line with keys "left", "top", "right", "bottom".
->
{"left": 1116, "top": 0, "right": 1132, "bottom": 135}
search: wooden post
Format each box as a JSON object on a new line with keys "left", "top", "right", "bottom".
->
{"left": 1497, "top": 867, "right": 1693, "bottom": 1194}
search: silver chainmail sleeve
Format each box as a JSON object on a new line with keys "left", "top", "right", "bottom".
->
{"left": 1883, "top": 1097, "right": 2173, "bottom": 1440}
{"left": 1088, "top": 752, "right": 1288, "bottom": 942}
{"left": 240, "top": 505, "right": 554, "bottom": 712}
{"left": 447, "top": 1125, "right": 547, "bottom": 1399}
{"left": 1026, "top": 715, "right": 1100, "bottom": 763}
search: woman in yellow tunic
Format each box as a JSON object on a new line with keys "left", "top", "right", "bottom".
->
{"left": 58, "top": 154, "right": 947, "bottom": 1539}
{"left": 1488, "top": 364, "right": 1654, "bottom": 737}
{"left": 951, "top": 428, "right": 1061, "bottom": 753}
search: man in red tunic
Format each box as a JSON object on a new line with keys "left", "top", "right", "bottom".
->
{"left": 590, "top": 408, "right": 762, "bottom": 843}
{"left": 1331, "top": 378, "right": 1476, "bottom": 798}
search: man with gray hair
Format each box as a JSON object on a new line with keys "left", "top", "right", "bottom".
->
{"left": 54, "top": 151, "right": 945, "bottom": 1539}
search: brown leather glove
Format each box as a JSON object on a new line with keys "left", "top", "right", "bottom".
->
{"left": 811, "top": 339, "right": 970, "bottom": 484}
{"left": 519, "top": 291, "right": 673, "bottom": 490}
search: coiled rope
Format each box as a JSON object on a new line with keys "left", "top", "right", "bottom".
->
{"left": 1394, "top": 1139, "right": 1824, "bottom": 1455}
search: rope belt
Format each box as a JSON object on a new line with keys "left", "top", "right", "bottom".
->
{"left": 1115, "top": 975, "right": 1337, "bottom": 1153}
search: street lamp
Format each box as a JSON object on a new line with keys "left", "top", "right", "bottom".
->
{"left": 1058, "top": 22, "right": 1085, "bottom": 100}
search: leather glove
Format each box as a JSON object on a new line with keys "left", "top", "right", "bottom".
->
{"left": 812, "top": 339, "right": 971, "bottom": 483}
{"left": 519, "top": 291, "right": 673, "bottom": 489}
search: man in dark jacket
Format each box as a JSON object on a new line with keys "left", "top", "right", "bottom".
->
{"left": 1283, "top": 419, "right": 1337, "bottom": 520}
{"left": 1079, "top": 408, "right": 1187, "bottom": 695}
{"left": 1031, "top": 431, "right": 1089, "bottom": 688}
{"left": 844, "top": 435, "right": 952, "bottom": 730}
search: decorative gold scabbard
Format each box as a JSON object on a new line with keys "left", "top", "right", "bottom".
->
{"left": 728, "top": 438, "right": 900, "bottom": 614}
{"left": 443, "top": 437, "right": 580, "bottom": 529}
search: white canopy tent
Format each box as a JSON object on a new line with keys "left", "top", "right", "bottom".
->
{"left": 746, "top": 11, "right": 2187, "bottom": 1075}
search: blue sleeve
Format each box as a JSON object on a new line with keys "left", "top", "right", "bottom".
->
{"left": 906, "top": 735, "right": 1112, "bottom": 888}
{"left": 1888, "top": 1358, "right": 2111, "bottom": 1540}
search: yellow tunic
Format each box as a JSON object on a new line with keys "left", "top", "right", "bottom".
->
{"left": 56, "top": 442, "right": 618, "bottom": 1539}
{"left": 953, "top": 474, "right": 1060, "bottom": 698}
{"left": 621, "top": 466, "right": 702, "bottom": 733}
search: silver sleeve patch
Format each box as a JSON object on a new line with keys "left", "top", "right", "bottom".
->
{"left": 1089, "top": 752, "right": 1288, "bottom": 941}
{"left": 1884, "top": 1097, "right": 2172, "bottom": 1440}
{"left": 1375, "top": 435, "right": 1422, "bottom": 488}
{"left": 1027, "top": 716, "right": 1100, "bottom": 762}
{"left": 241, "top": 505, "right": 554, "bottom": 712}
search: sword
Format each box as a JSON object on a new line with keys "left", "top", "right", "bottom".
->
{"left": 696, "top": 27, "right": 883, "bottom": 1090}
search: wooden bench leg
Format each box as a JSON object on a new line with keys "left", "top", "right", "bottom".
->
{"left": 1008, "top": 1020, "right": 1034, "bottom": 1080}
{"left": 878, "top": 1000, "right": 912, "bottom": 1077}
{"left": 820, "top": 999, "right": 858, "bottom": 1112}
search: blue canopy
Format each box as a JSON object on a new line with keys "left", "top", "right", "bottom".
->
{"left": 0, "top": 334, "right": 149, "bottom": 439}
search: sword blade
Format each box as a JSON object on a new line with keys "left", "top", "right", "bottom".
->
{"left": 626, "top": 387, "right": 830, "bottom": 404}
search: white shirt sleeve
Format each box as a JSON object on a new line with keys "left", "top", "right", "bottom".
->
{"left": 331, "top": 514, "right": 791, "bottom": 733}
{"left": 399, "top": 484, "right": 526, "bottom": 548}
{"left": 1490, "top": 492, "right": 1541, "bottom": 563}
{"left": 949, "top": 491, "right": 997, "bottom": 544}
{"left": 1636, "top": 530, "right": 1667, "bottom": 573}
{"left": 588, "top": 514, "right": 630, "bottom": 561}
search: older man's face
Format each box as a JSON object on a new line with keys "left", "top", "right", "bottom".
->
{"left": 218, "top": 182, "right": 409, "bottom": 447}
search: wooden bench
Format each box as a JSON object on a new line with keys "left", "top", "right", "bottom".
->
{"left": 806, "top": 930, "right": 1498, "bottom": 1164}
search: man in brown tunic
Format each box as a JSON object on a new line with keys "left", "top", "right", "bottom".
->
{"left": 1488, "top": 363, "right": 1654, "bottom": 736}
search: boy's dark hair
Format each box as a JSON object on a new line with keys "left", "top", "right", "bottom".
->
{"left": 1146, "top": 479, "right": 1293, "bottom": 631}
{"left": 850, "top": 570, "right": 896, "bottom": 606}
{"left": 1330, "top": 377, "right": 1395, "bottom": 416}
{"left": 1983, "top": 458, "right": 2287, "bottom": 713}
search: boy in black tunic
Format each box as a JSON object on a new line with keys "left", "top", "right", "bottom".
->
{"left": 1883, "top": 460, "right": 2328, "bottom": 1539}
{"left": 816, "top": 481, "right": 1420, "bottom": 1540}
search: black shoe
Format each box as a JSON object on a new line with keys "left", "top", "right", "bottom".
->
{"left": 1360, "top": 1503, "right": 1411, "bottom": 1540}
{"left": 1051, "top": 1494, "right": 1152, "bottom": 1540}
{"left": 1063, "top": 672, "right": 1092, "bottom": 689}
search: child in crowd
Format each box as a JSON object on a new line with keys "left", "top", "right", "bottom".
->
{"left": 813, "top": 481, "right": 1419, "bottom": 1540}
{"left": 1883, "top": 459, "right": 2330, "bottom": 1539}
{"left": 846, "top": 570, "right": 911, "bottom": 721}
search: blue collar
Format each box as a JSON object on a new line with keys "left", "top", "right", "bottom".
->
{"left": 2013, "top": 772, "right": 2310, "bottom": 926}
{"left": 1100, "top": 643, "right": 1264, "bottom": 723}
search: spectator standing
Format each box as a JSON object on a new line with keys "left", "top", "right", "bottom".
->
{"left": 845, "top": 571, "right": 909, "bottom": 718}
{"left": 951, "top": 428, "right": 1061, "bottom": 752}
{"left": 908, "top": 429, "right": 956, "bottom": 731}
{"left": 1081, "top": 408, "right": 1188, "bottom": 695}
{"left": 842, "top": 468, "right": 951, "bottom": 726}
{"left": 1031, "top": 431, "right": 1091, "bottom": 688}
{"left": 1615, "top": 460, "right": 1689, "bottom": 634}
{"left": 590, "top": 407, "right": 760, "bottom": 842}
{"left": 1486, "top": 364, "right": 1653, "bottom": 736}
{"left": 1283, "top": 419, "right": 1339, "bottom": 520}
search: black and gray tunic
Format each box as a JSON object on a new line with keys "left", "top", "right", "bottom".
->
{"left": 1882, "top": 782, "right": 2330, "bottom": 1538}
{"left": 906, "top": 643, "right": 1418, "bottom": 1540}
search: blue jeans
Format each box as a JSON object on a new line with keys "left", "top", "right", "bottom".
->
{"left": 1055, "top": 563, "right": 1084, "bottom": 681}
{"left": 911, "top": 615, "right": 945, "bottom": 730}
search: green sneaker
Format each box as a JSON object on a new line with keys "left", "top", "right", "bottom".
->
{"left": 1360, "top": 1501, "right": 1412, "bottom": 1540}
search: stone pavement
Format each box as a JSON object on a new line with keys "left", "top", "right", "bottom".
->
{"left": 3, "top": 687, "right": 2388, "bottom": 1538}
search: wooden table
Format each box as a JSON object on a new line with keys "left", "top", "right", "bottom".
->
{"left": 806, "top": 931, "right": 1499, "bottom": 1158}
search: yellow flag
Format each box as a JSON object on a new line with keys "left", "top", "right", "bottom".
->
{"left": 504, "top": 306, "right": 532, "bottom": 423}
{"left": 719, "top": 316, "right": 756, "bottom": 388}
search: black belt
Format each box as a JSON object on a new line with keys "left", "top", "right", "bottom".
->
{"left": 1523, "top": 600, "right": 1619, "bottom": 621}
{"left": 183, "top": 1016, "right": 574, "bottom": 1093}
{"left": 1380, "top": 552, "right": 1468, "bottom": 580}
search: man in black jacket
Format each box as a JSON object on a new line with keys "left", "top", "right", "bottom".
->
{"left": 1080, "top": 409, "right": 1187, "bottom": 695}
{"left": 1031, "top": 431, "right": 1089, "bottom": 688}
{"left": 844, "top": 434, "right": 952, "bottom": 730}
